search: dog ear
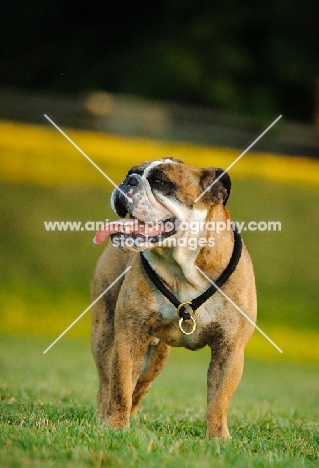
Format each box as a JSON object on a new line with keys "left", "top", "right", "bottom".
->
{"left": 200, "top": 168, "right": 231, "bottom": 205}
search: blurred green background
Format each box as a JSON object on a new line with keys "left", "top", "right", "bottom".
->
{"left": 0, "top": 121, "right": 319, "bottom": 362}
{"left": 0, "top": 0, "right": 319, "bottom": 360}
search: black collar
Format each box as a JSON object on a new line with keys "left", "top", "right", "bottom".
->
{"left": 140, "top": 226, "right": 242, "bottom": 322}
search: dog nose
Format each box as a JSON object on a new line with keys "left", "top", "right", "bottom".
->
{"left": 127, "top": 175, "right": 139, "bottom": 186}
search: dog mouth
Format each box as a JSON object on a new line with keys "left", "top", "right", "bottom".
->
{"left": 93, "top": 216, "right": 177, "bottom": 246}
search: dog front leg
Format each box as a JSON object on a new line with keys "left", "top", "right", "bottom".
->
{"left": 206, "top": 346, "right": 244, "bottom": 438}
{"left": 106, "top": 333, "right": 149, "bottom": 430}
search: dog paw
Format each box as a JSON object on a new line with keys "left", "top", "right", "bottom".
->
{"left": 206, "top": 426, "right": 231, "bottom": 439}
{"left": 105, "top": 415, "right": 130, "bottom": 431}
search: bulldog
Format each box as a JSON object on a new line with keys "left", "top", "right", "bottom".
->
{"left": 91, "top": 158, "right": 257, "bottom": 438}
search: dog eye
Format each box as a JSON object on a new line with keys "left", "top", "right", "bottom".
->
{"left": 153, "top": 178, "right": 166, "bottom": 186}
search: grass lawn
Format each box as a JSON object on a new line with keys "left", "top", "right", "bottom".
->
{"left": 0, "top": 334, "right": 318, "bottom": 468}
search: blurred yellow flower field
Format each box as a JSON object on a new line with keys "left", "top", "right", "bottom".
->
{"left": 2, "top": 291, "right": 319, "bottom": 363}
{"left": 1, "top": 120, "right": 319, "bottom": 187}
{"left": 1, "top": 120, "right": 319, "bottom": 365}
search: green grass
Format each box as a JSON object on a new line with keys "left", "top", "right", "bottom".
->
{"left": 0, "top": 334, "right": 318, "bottom": 467}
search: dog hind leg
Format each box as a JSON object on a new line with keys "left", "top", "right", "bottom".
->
{"left": 131, "top": 341, "right": 171, "bottom": 416}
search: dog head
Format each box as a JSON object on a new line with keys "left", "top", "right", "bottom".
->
{"left": 93, "top": 158, "right": 231, "bottom": 251}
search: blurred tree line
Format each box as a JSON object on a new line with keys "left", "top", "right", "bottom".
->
{"left": 0, "top": 0, "right": 318, "bottom": 123}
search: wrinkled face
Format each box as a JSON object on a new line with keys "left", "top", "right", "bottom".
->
{"left": 94, "top": 158, "right": 231, "bottom": 251}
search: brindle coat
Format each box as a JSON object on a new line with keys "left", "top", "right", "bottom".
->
{"left": 91, "top": 161, "right": 257, "bottom": 438}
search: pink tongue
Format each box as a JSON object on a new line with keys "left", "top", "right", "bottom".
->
{"left": 93, "top": 219, "right": 146, "bottom": 245}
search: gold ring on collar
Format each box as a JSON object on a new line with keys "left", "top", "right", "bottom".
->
{"left": 176, "top": 301, "right": 192, "bottom": 318}
{"left": 177, "top": 302, "right": 196, "bottom": 335}
{"left": 178, "top": 316, "right": 196, "bottom": 335}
